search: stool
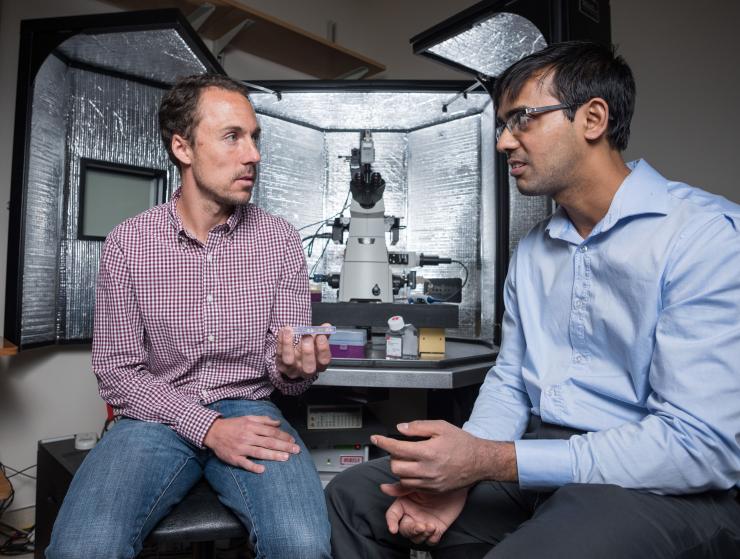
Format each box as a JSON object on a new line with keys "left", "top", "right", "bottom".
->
{"left": 144, "top": 479, "right": 250, "bottom": 559}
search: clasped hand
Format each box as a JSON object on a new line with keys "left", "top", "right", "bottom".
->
{"left": 276, "top": 324, "right": 332, "bottom": 379}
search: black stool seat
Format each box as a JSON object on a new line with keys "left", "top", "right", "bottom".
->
{"left": 146, "top": 479, "right": 248, "bottom": 549}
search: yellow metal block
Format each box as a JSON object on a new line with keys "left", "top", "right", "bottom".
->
{"left": 419, "top": 327, "right": 445, "bottom": 356}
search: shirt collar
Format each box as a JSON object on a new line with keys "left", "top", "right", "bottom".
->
{"left": 545, "top": 159, "right": 669, "bottom": 242}
{"left": 167, "top": 187, "right": 247, "bottom": 239}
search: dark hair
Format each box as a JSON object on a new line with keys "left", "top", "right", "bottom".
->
{"left": 159, "top": 73, "right": 252, "bottom": 167}
{"left": 493, "top": 41, "right": 635, "bottom": 151}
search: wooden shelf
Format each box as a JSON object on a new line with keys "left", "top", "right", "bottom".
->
{"left": 1, "top": 338, "right": 18, "bottom": 356}
{"left": 103, "top": 0, "right": 386, "bottom": 79}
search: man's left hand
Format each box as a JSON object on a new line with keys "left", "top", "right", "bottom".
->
{"left": 276, "top": 324, "right": 332, "bottom": 379}
{"left": 372, "top": 420, "right": 517, "bottom": 493}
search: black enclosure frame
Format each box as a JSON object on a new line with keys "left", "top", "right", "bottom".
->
{"left": 4, "top": 9, "right": 224, "bottom": 348}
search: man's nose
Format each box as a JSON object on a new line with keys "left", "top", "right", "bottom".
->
{"left": 243, "top": 139, "right": 261, "bottom": 164}
{"left": 496, "top": 127, "right": 519, "bottom": 154}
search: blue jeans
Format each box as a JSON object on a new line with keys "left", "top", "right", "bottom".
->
{"left": 46, "top": 399, "right": 331, "bottom": 559}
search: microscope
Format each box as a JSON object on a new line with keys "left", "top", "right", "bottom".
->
{"left": 336, "top": 130, "right": 397, "bottom": 302}
{"left": 322, "top": 131, "right": 456, "bottom": 303}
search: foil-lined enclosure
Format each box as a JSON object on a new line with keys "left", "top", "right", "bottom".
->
{"left": 17, "top": 37, "right": 185, "bottom": 346}
{"left": 428, "top": 12, "right": 547, "bottom": 78}
{"left": 56, "top": 30, "right": 207, "bottom": 85}
{"left": 250, "top": 91, "right": 494, "bottom": 338}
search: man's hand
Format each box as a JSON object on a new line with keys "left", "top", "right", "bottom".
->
{"left": 203, "top": 416, "right": 300, "bottom": 473}
{"left": 382, "top": 484, "right": 468, "bottom": 546}
{"left": 372, "top": 420, "right": 517, "bottom": 493}
{"left": 276, "top": 324, "right": 332, "bottom": 379}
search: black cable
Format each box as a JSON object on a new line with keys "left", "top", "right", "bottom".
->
{"left": 431, "top": 259, "right": 469, "bottom": 303}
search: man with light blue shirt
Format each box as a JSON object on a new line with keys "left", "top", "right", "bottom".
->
{"left": 326, "top": 41, "right": 740, "bottom": 558}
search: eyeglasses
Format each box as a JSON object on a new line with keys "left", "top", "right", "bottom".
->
{"left": 495, "top": 103, "right": 579, "bottom": 142}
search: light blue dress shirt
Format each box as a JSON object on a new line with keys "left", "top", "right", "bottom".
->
{"left": 463, "top": 160, "right": 740, "bottom": 495}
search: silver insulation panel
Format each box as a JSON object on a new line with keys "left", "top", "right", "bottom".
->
{"left": 428, "top": 12, "right": 547, "bottom": 78}
{"left": 19, "top": 53, "right": 179, "bottom": 345}
{"left": 20, "top": 55, "right": 70, "bottom": 345}
{"left": 251, "top": 91, "right": 490, "bottom": 131}
{"left": 60, "top": 69, "right": 177, "bottom": 341}
{"left": 407, "top": 117, "right": 481, "bottom": 337}
{"left": 57, "top": 30, "right": 207, "bottom": 85}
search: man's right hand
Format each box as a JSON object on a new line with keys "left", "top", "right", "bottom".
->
{"left": 382, "top": 483, "right": 468, "bottom": 546}
{"left": 203, "top": 416, "right": 300, "bottom": 473}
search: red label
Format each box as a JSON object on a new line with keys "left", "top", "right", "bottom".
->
{"left": 339, "top": 455, "right": 364, "bottom": 466}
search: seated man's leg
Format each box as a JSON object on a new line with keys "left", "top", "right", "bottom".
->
{"left": 204, "top": 399, "right": 331, "bottom": 559}
{"left": 46, "top": 418, "right": 203, "bottom": 559}
{"left": 487, "top": 484, "right": 740, "bottom": 559}
{"left": 325, "top": 456, "right": 536, "bottom": 559}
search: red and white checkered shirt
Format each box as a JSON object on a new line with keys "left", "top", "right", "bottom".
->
{"left": 92, "top": 188, "right": 312, "bottom": 448}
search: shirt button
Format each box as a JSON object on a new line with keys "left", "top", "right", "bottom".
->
{"left": 580, "top": 246, "right": 588, "bottom": 252}
{"left": 207, "top": 334, "right": 215, "bottom": 342}
{"left": 574, "top": 300, "right": 582, "bottom": 308}
{"left": 206, "top": 294, "right": 214, "bottom": 303}
{"left": 205, "top": 361, "right": 212, "bottom": 368}
{"left": 574, "top": 354, "right": 583, "bottom": 363}
{"left": 200, "top": 389, "right": 208, "bottom": 398}
{"left": 207, "top": 254, "right": 213, "bottom": 262}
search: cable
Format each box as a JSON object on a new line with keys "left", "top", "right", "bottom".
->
{"left": 429, "top": 259, "right": 469, "bottom": 303}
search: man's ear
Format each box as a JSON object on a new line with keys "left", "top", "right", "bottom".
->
{"left": 171, "top": 133, "right": 192, "bottom": 167}
{"left": 582, "top": 98, "right": 610, "bottom": 142}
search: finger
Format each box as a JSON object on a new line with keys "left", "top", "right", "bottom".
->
{"left": 400, "top": 516, "right": 433, "bottom": 545}
{"left": 299, "top": 336, "right": 317, "bottom": 375}
{"left": 235, "top": 456, "right": 265, "bottom": 474}
{"left": 385, "top": 499, "right": 405, "bottom": 535}
{"left": 380, "top": 482, "right": 414, "bottom": 498}
{"left": 246, "top": 434, "right": 300, "bottom": 454}
{"left": 371, "top": 435, "right": 425, "bottom": 460}
{"left": 427, "top": 527, "right": 445, "bottom": 546}
{"left": 245, "top": 415, "right": 281, "bottom": 426}
{"left": 244, "top": 445, "right": 292, "bottom": 462}
{"left": 279, "top": 327, "right": 296, "bottom": 368}
{"left": 397, "top": 420, "right": 447, "bottom": 439}
{"left": 314, "top": 325, "right": 332, "bottom": 368}
{"left": 248, "top": 424, "right": 297, "bottom": 445}
{"left": 388, "top": 458, "right": 426, "bottom": 481}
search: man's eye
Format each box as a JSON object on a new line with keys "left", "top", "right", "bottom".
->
{"left": 516, "top": 113, "right": 532, "bottom": 130}
{"left": 225, "top": 133, "right": 237, "bottom": 142}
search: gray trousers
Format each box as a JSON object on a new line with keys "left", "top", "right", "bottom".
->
{"left": 325, "top": 419, "right": 740, "bottom": 559}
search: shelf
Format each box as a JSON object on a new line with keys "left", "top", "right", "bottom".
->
{"left": 103, "top": 0, "right": 386, "bottom": 79}
{"left": 1, "top": 338, "right": 18, "bottom": 356}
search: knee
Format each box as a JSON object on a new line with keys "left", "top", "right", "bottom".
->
{"left": 46, "top": 535, "right": 134, "bottom": 559}
{"left": 255, "top": 522, "right": 331, "bottom": 559}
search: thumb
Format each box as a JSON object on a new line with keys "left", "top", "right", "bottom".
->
{"left": 380, "top": 482, "right": 414, "bottom": 498}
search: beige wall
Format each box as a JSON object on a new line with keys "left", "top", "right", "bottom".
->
{"left": 1, "top": 0, "right": 738, "bottom": 511}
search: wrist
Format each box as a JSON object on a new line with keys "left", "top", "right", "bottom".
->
{"left": 202, "top": 416, "right": 222, "bottom": 449}
{"left": 475, "top": 440, "right": 518, "bottom": 482}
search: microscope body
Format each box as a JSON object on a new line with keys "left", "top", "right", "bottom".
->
{"left": 338, "top": 197, "right": 394, "bottom": 302}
